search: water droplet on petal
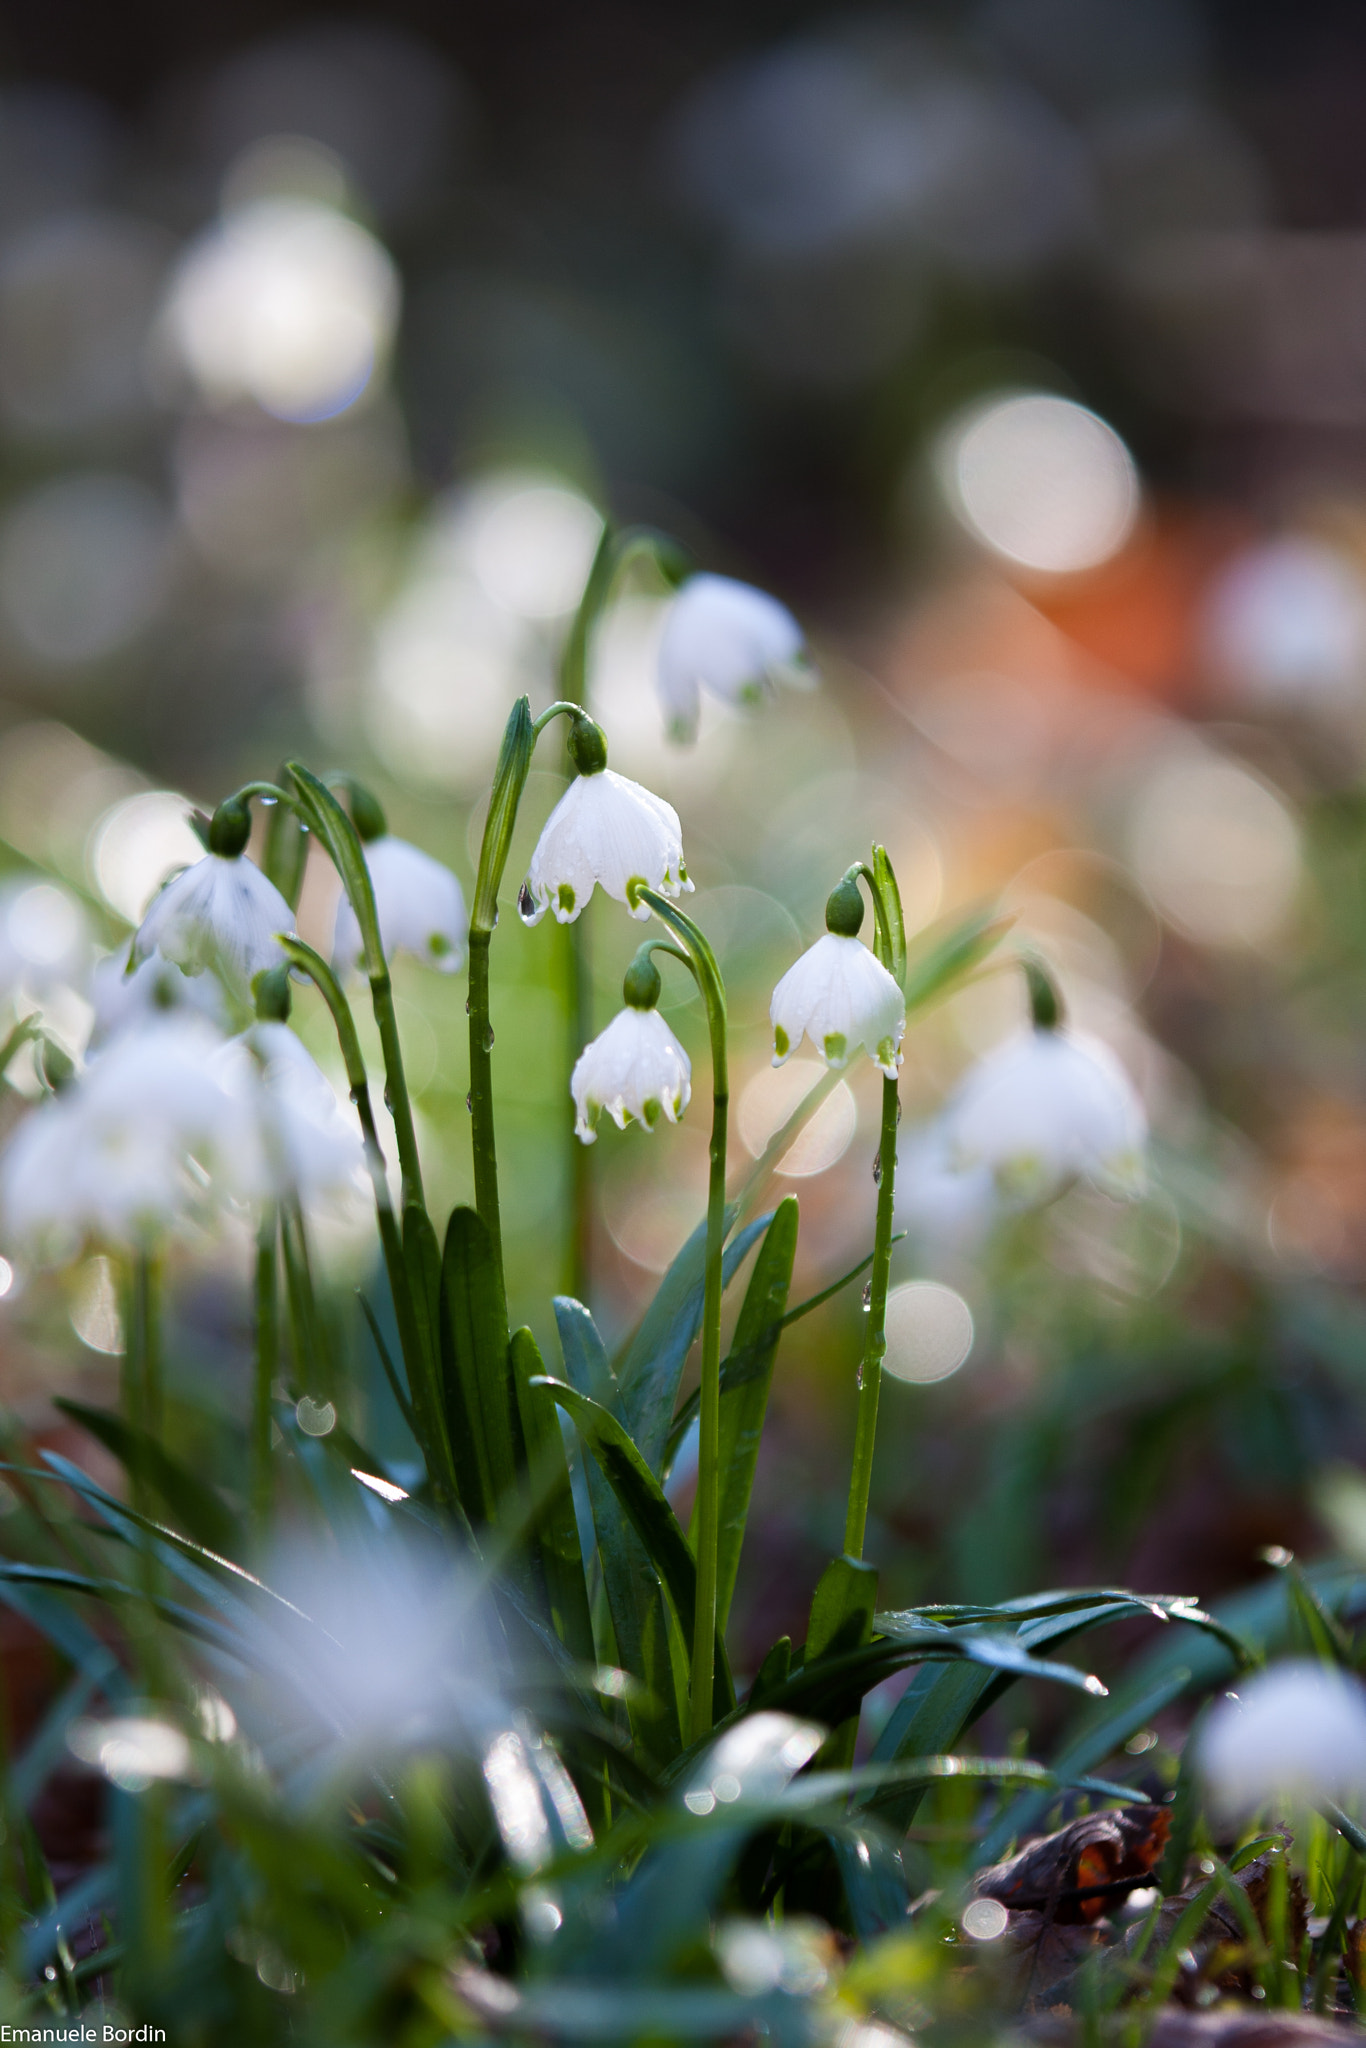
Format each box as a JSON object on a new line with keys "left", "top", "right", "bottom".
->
{"left": 518, "top": 884, "right": 535, "bottom": 922}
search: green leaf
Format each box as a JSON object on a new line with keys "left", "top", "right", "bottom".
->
{"left": 806, "top": 1554, "right": 879, "bottom": 1771}
{"left": 52, "top": 1398, "right": 240, "bottom": 1560}
{"left": 902, "top": 906, "right": 1011, "bottom": 1016}
{"left": 440, "top": 1205, "right": 522, "bottom": 1525}
{"left": 510, "top": 1328, "right": 595, "bottom": 1666}
{"left": 535, "top": 1376, "right": 733, "bottom": 1724}
{"left": 713, "top": 1195, "right": 798, "bottom": 1633}
{"left": 554, "top": 1302, "right": 680, "bottom": 1761}
{"left": 614, "top": 1211, "right": 773, "bottom": 1474}
{"left": 871, "top": 844, "right": 907, "bottom": 989}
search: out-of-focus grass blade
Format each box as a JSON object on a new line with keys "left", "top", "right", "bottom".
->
{"left": 511, "top": 1329, "right": 595, "bottom": 1665}
{"left": 902, "top": 906, "right": 1012, "bottom": 1015}
{"left": 440, "top": 1205, "right": 521, "bottom": 1525}
{"left": 713, "top": 1195, "right": 798, "bottom": 1633}
{"left": 53, "top": 1397, "right": 239, "bottom": 1560}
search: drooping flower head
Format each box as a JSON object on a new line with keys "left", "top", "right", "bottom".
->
{"left": 129, "top": 796, "right": 295, "bottom": 1009}
{"left": 770, "top": 875, "right": 904, "bottom": 1078}
{"left": 89, "top": 942, "right": 230, "bottom": 1048}
{"left": 571, "top": 953, "right": 691, "bottom": 1144}
{"left": 212, "top": 980, "right": 365, "bottom": 1210}
{"left": 938, "top": 959, "right": 1146, "bottom": 1205}
{"left": 0, "top": 1013, "right": 242, "bottom": 1262}
{"left": 1199, "top": 1660, "right": 1366, "bottom": 1819}
{"left": 519, "top": 715, "right": 690, "bottom": 927}
{"left": 657, "top": 573, "right": 812, "bottom": 743}
{"left": 331, "top": 786, "right": 467, "bottom": 978}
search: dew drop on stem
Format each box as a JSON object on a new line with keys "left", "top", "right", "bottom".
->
{"left": 872, "top": 1151, "right": 882, "bottom": 1186}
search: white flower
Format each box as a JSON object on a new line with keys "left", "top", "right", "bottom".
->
{"left": 332, "top": 834, "right": 467, "bottom": 978}
{"left": 89, "top": 943, "right": 229, "bottom": 1047}
{"left": 939, "top": 1026, "right": 1146, "bottom": 1204}
{"left": 657, "top": 574, "right": 811, "bottom": 742}
{"left": 895, "top": 1123, "right": 997, "bottom": 1253}
{"left": 770, "top": 933, "right": 904, "bottom": 1077}
{"left": 520, "top": 770, "right": 691, "bottom": 926}
{"left": 571, "top": 1006, "right": 691, "bottom": 1143}
{"left": 1199, "top": 1661, "right": 1366, "bottom": 1818}
{"left": 212, "top": 1023, "right": 365, "bottom": 1208}
{"left": 131, "top": 852, "right": 295, "bottom": 1003}
{"left": 0, "top": 1014, "right": 239, "bottom": 1260}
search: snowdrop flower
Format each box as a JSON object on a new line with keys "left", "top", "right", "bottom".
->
{"left": 770, "top": 877, "right": 904, "bottom": 1077}
{"left": 1199, "top": 1661, "right": 1366, "bottom": 1819}
{"left": 940, "top": 968, "right": 1146, "bottom": 1205}
{"left": 331, "top": 785, "right": 468, "bottom": 977}
{"left": 657, "top": 573, "right": 812, "bottom": 743}
{"left": 89, "top": 942, "right": 229, "bottom": 1047}
{"left": 0, "top": 1013, "right": 238, "bottom": 1260}
{"left": 519, "top": 716, "right": 690, "bottom": 926}
{"left": 130, "top": 797, "right": 294, "bottom": 1005}
{"left": 572, "top": 954, "right": 691, "bottom": 1143}
{"left": 213, "top": 1021, "right": 365, "bottom": 1208}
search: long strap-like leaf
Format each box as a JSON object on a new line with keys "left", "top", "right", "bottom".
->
{"left": 712, "top": 1196, "right": 798, "bottom": 1632}
{"left": 509, "top": 1328, "right": 595, "bottom": 1665}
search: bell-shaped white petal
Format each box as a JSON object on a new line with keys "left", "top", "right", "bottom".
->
{"left": 571, "top": 1006, "right": 691, "bottom": 1143}
{"left": 940, "top": 1027, "right": 1146, "bottom": 1205}
{"left": 1199, "top": 1661, "right": 1366, "bottom": 1818}
{"left": 213, "top": 1023, "right": 365, "bottom": 1207}
{"left": 89, "top": 943, "right": 229, "bottom": 1047}
{"left": 657, "top": 574, "right": 810, "bottom": 742}
{"left": 521, "top": 771, "right": 691, "bottom": 926}
{"left": 332, "top": 834, "right": 467, "bottom": 979}
{"left": 0, "top": 1014, "right": 238, "bottom": 1260}
{"left": 131, "top": 853, "right": 295, "bottom": 1003}
{"left": 770, "top": 933, "right": 904, "bottom": 1077}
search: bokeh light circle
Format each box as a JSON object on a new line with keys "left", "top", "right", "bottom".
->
{"left": 90, "top": 791, "right": 203, "bottom": 922}
{"left": 883, "top": 1281, "right": 975, "bottom": 1383}
{"left": 936, "top": 390, "right": 1139, "bottom": 573}
{"left": 1127, "top": 752, "right": 1301, "bottom": 949}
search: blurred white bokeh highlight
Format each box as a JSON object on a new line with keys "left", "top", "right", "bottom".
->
{"left": 89, "top": 791, "right": 203, "bottom": 923}
{"left": 935, "top": 391, "right": 1140, "bottom": 574}
{"left": 883, "top": 1279, "right": 975, "bottom": 1383}
{"left": 0, "top": 474, "right": 173, "bottom": 665}
{"left": 738, "top": 1056, "right": 857, "bottom": 1178}
{"left": 159, "top": 197, "right": 398, "bottom": 423}
{"left": 1202, "top": 536, "right": 1366, "bottom": 713}
{"left": 1127, "top": 750, "right": 1301, "bottom": 948}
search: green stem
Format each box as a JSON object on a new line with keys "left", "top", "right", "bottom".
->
{"left": 130, "top": 1253, "right": 161, "bottom": 1446}
{"left": 279, "top": 1198, "right": 324, "bottom": 1398}
{"left": 565, "top": 913, "right": 593, "bottom": 1302}
{"left": 635, "top": 894, "right": 728, "bottom": 1746}
{"left": 252, "top": 1210, "right": 278, "bottom": 1534}
{"left": 844, "top": 1070, "right": 900, "bottom": 1559}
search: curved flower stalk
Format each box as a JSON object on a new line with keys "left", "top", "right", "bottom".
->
{"left": 571, "top": 964, "right": 691, "bottom": 1143}
{"left": 330, "top": 786, "right": 467, "bottom": 979}
{"left": 939, "top": 959, "right": 1147, "bottom": 1205}
{"left": 1199, "top": 1659, "right": 1366, "bottom": 1818}
{"left": 519, "top": 717, "right": 690, "bottom": 927}
{"left": 130, "top": 797, "right": 295, "bottom": 1012}
{"left": 657, "top": 572, "right": 812, "bottom": 744}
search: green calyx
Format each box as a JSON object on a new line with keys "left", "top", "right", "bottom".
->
{"left": 623, "top": 954, "right": 662, "bottom": 1011}
{"left": 1024, "top": 956, "right": 1064, "bottom": 1032}
{"left": 569, "top": 715, "right": 608, "bottom": 776}
{"left": 208, "top": 795, "right": 252, "bottom": 859}
{"left": 252, "top": 964, "right": 294, "bottom": 1023}
{"left": 825, "top": 876, "right": 865, "bottom": 938}
{"left": 348, "top": 782, "right": 388, "bottom": 843}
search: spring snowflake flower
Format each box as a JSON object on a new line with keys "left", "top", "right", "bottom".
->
{"left": 89, "top": 943, "right": 229, "bottom": 1047}
{"left": 895, "top": 1124, "right": 997, "bottom": 1253}
{"left": 770, "top": 880, "right": 904, "bottom": 1078}
{"left": 657, "top": 573, "right": 811, "bottom": 743}
{"left": 130, "top": 800, "right": 295, "bottom": 1004}
{"left": 940, "top": 1024, "right": 1146, "bottom": 1205}
{"left": 213, "top": 1023, "right": 365, "bottom": 1207}
{"left": 572, "top": 1006, "right": 692, "bottom": 1144}
{"left": 333, "top": 834, "right": 467, "bottom": 978}
{"left": 519, "top": 718, "right": 690, "bottom": 926}
{"left": 0, "top": 1014, "right": 239, "bottom": 1260}
{"left": 1199, "top": 1661, "right": 1366, "bottom": 1818}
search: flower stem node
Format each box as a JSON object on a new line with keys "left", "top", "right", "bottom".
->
{"left": 622, "top": 953, "right": 663, "bottom": 1011}
{"left": 824, "top": 876, "right": 865, "bottom": 938}
{"left": 332, "top": 835, "right": 467, "bottom": 978}
{"left": 568, "top": 714, "right": 608, "bottom": 777}
{"left": 520, "top": 770, "right": 691, "bottom": 926}
{"left": 770, "top": 933, "right": 905, "bottom": 1078}
{"left": 1023, "top": 955, "right": 1064, "bottom": 1031}
{"left": 571, "top": 1007, "right": 692, "bottom": 1144}
{"left": 347, "top": 781, "right": 388, "bottom": 844}
{"left": 207, "top": 795, "right": 252, "bottom": 859}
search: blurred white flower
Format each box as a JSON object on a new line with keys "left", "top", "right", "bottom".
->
{"left": 89, "top": 942, "right": 229, "bottom": 1047}
{"left": 940, "top": 1026, "right": 1146, "bottom": 1204}
{"left": 0, "top": 1014, "right": 238, "bottom": 1259}
{"left": 770, "top": 933, "right": 904, "bottom": 1076}
{"left": 1199, "top": 1661, "right": 1366, "bottom": 1818}
{"left": 0, "top": 878, "right": 87, "bottom": 1000}
{"left": 656, "top": 573, "right": 810, "bottom": 743}
{"left": 895, "top": 1123, "right": 997, "bottom": 1250}
{"left": 213, "top": 1022, "right": 365, "bottom": 1207}
{"left": 572, "top": 1007, "right": 691, "bottom": 1144}
{"left": 131, "top": 852, "right": 295, "bottom": 1005}
{"left": 332, "top": 833, "right": 466, "bottom": 977}
{"left": 519, "top": 771, "right": 691, "bottom": 926}
{"left": 1203, "top": 537, "right": 1366, "bottom": 714}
